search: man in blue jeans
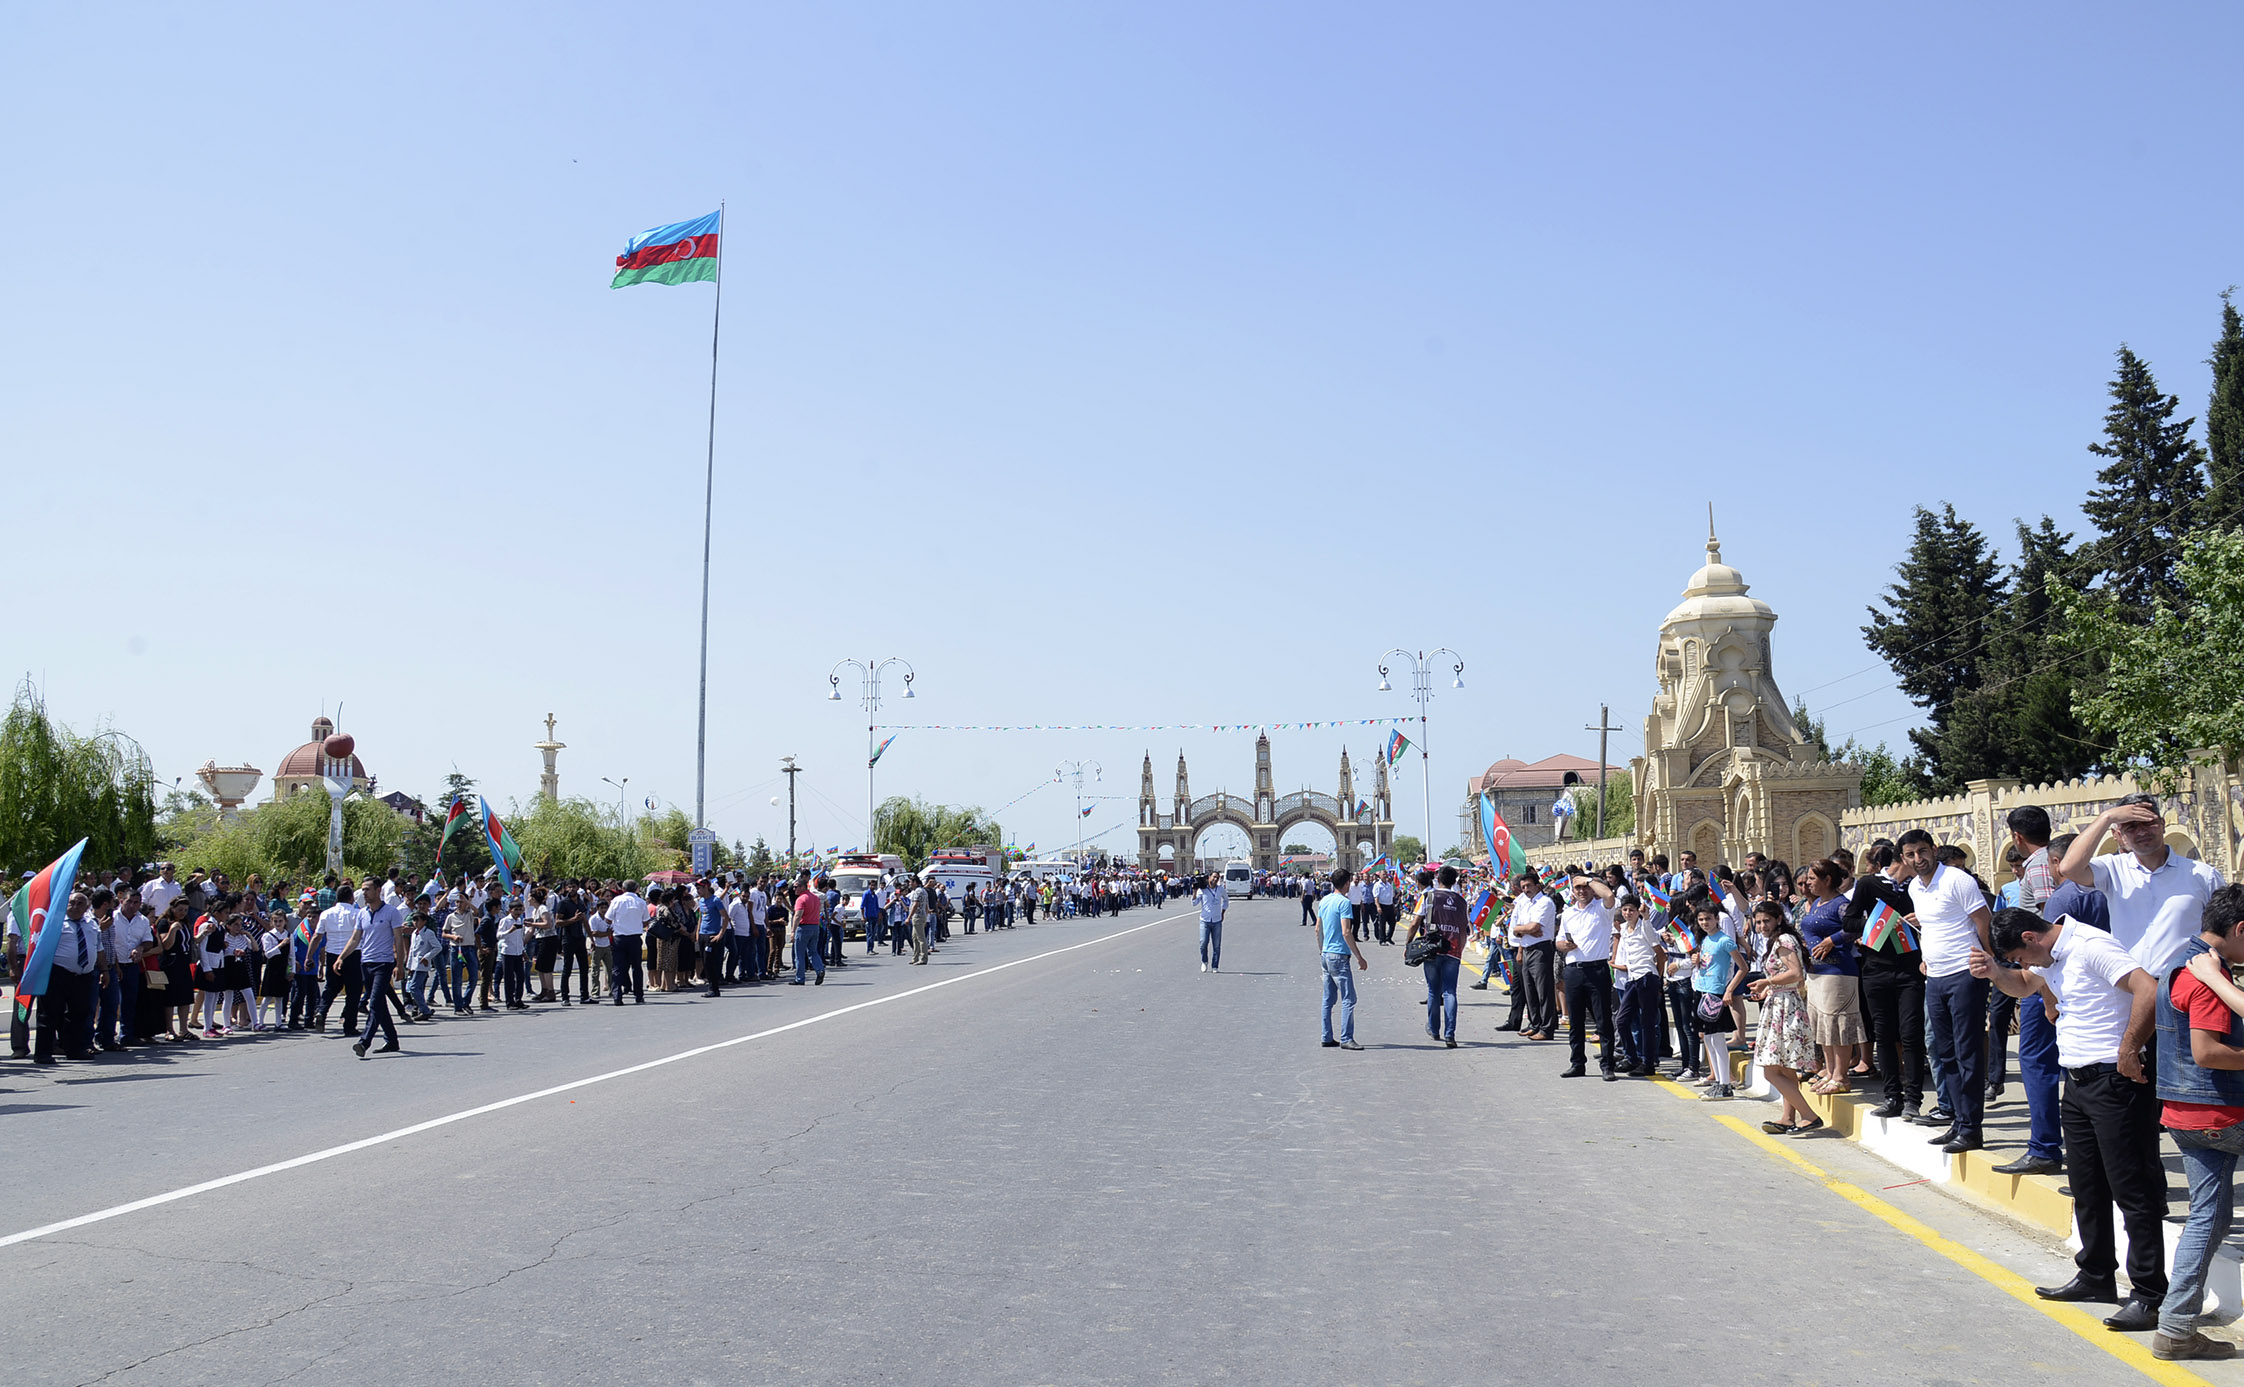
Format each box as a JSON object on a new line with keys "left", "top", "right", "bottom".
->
{"left": 1196, "top": 872, "right": 1227, "bottom": 973}
{"left": 1902, "top": 828, "right": 1993, "bottom": 1153}
{"left": 2151, "top": 883, "right": 2244, "bottom": 1362}
{"left": 1318, "top": 867, "right": 1367, "bottom": 1050}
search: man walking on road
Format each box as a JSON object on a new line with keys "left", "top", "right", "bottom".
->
{"left": 908, "top": 876, "right": 933, "bottom": 965}
{"left": 607, "top": 881, "right": 649, "bottom": 1004}
{"left": 1318, "top": 867, "right": 1367, "bottom": 1050}
{"left": 342, "top": 888, "right": 401, "bottom": 1059}
{"left": 1197, "top": 872, "right": 1227, "bottom": 972}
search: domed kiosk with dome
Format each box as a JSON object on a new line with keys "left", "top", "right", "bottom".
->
{"left": 271, "top": 716, "right": 372, "bottom": 802}
{"left": 1630, "top": 516, "right": 1861, "bottom": 866}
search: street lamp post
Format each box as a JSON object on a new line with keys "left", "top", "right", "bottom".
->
{"left": 1057, "top": 760, "right": 1101, "bottom": 868}
{"left": 601, "top": 776, "right": 629, "bottom": 826}
{"left": 829, "top": 657, "right": 915, "bottom": 857}
{"left": 1377, "top": 647, "right": 1464, "bottom": 864}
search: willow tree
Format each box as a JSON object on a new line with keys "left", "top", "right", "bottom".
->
{"left": 871, "top": 796, "right": 1002, "bottom": 870}
{"left": 0, "top": 679, "right": 158, "bottom": 874}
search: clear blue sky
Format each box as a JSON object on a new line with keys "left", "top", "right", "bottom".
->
{"left": 6, "top": 3, "right": 2239, "bottom": 858}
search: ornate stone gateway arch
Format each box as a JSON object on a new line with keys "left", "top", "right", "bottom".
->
{"left": 1138, "top": 734, "right": 1394, "bottom": 873}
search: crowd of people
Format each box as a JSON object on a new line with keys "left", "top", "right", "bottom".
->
{"left": 1291, "top": 791, "right": 2229, "bottom": 1363}
{"left": 2, "top": 861, "right": 1182, "bottom": 1065}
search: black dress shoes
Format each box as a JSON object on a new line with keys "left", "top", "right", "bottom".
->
{"left": 2034, "top": 1273, "right": 2117, "bottom": 1303}
{"left": 1870, "top": 1101, "right": 1903, "bottom": 1119}
{"left": 2104, "top": 1298, "right": 2158, "bottom": 1332}
{"left": 1559, "top": 1066, "right": 1586, "bottom": 1078}
{"left": 1941, "top": 1133, "right": 1984, "bottom": 1154}
{"left": 1992, "top": 1155, "right": 2064, "bottom": 1177}
{"left": 1925, "top": 1127, "right": 1958, "bottom": 1146}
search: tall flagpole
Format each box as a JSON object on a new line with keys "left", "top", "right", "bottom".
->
{"left": 695, "top": 201, "right": 724, "bottom": 831}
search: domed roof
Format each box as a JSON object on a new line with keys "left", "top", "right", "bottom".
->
{"left": 275, "top": 716, "right": 369, "bottom": 782}
{"left": 1663, "top": 525, "right": 1775, "bottom": 628}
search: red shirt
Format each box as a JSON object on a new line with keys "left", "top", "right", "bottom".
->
{"left": 2162, "top": 970, "right": 2244, "bottom": 1130}
{"left": 794, "top": 892, "right": 822, "bottom": 927}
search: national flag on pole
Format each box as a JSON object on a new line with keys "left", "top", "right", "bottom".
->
{"left": 612, "top": 211, "right": 721, "bottom": 288}
{"left": 1079, "top": 805, "right": 1095, "bottom": 818}
{"left": 480, "top": 797, "right": 523, "bottom": 892}
{"left": 436, "top": 795, "right": 471, "bottom": 866}
{"left": 1385, "top": 730, "right": 1412, "bottom": 766}
{"left": 869, "top": 734, "right": 896, "bottom": 768}
{"left": 1480, "top": 793, "right": 1517, "bottom": 880}
{"left": 1355, "top": 798, "right": 1370, "bottom": 819}
{"left": 9, "top": 838, "right": 87, "bottom": 1023}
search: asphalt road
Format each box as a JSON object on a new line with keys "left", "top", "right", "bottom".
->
{"left": 0, "top": 897, "right": 2211, "bottom": 1385}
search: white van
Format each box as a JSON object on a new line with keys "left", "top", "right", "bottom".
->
{"left": 1223, "top": 860, "right": 1254, "bottom": 898}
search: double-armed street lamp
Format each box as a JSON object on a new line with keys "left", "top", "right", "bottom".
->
{"left": 601, "top": 776, "right": 630, "bottom": 826}
{"left": 1057, "top": 759, "right": 1101, "bottom": 868}
{"left": 1377, "top": 647, "right": 1464, "bottom": 863}
{"left": 830, "top": 657, "right": 915, "bottom": 856}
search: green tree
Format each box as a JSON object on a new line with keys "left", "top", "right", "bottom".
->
{"left": 1567, "top": 770, "right": 1634, "bottom": 839}
{"left": 0, "top": 679, "right": 158, "bottom": 874}
{"left": 175, "top": 790, "right": 407, "bottom": 884}
{"left": 745, "top": 837, "right": 775, "bottom": 874}
{"left": 1792, "top": 695, "right": 1928, "bottom": 806}
{"left": 2082, "top": 345, "right": 2208, "bottom": 612}
{"left": 400, "top": 772, "right": 489, "bottom": 881}
{"left": 1861, "top": 505, "right": 2006, "bottom": 790}
{"left": 1389, "top": 834, "right": 1427, "bottom": 864}
{"left": 1282, "top": 842, "right": 1311, "bottom": 854}
{"left": 871, "top": 796, "right": 1001, "bottom": 869}
{"left": 2060, "top": 526, "right": 2244, "bottom": 792}
{"left": 508, "top": 796, "right": 658, "bottom": 880}
{"left": 2207, "top": 290, "right": 2244, "bottom": 530}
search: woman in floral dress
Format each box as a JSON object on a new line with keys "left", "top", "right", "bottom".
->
{"left": 1747, "top": 899, "right": 1822, "bottom": 1135}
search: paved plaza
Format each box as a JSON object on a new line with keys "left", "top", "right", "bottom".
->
{"left": 1, "top": 898, "right": 2216, "bottom": 1386}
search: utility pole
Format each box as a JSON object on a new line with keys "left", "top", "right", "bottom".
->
{"left": 781, "top": 756, "right": 802, "bottom": 865}
{"left": 1584, "top": 704, "right": 1622, "bottom": 840}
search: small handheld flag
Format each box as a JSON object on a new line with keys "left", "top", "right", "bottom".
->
{"left": 1642, "top": 881, "right": 1673, "bottom": 911}
{"left": 1468, "top": 889, "right": 1495, "bottom": 928}
{"left": 1709, "top": 876, "right": 1735, "bottom": 911}
{"left": 869, "top": 734, "right": 896, "bottom": 768}
{"left": 1863, "top": 899, "right": 1916, "bottom": 952}
{"left": 1662, "top": 919, "right": 1695, "bottom": 954}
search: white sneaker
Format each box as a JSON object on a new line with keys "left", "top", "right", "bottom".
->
{"left": 1200, "top": 962, "right": 1208, "bottom": 972}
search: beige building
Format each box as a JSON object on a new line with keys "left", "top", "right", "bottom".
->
{"left": 1516, "top": 521, "right": 1862, "bottom": 872}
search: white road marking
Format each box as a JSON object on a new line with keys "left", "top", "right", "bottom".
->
{"left": 0, "top": 908, "right": 1194, "bottom": 1250}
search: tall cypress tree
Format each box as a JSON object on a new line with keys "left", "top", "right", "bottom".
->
{"left": 2083, "top": 345, "right": 2208, "bottom": 611}
{"left": 1862, "top": 504, "right": 2007, "bottom": 791}
{"left": 2206, "top": 290, "right": 2244, "bottom": 530}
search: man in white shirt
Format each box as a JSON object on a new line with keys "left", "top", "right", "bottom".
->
{"left": 1973, "top": 907, "right": 2166, "bottom": 1329}
{"left": 1503, "top": 872, "right": 1560, "bottom": 1040}
{"left": 315, "top": 878, "right": 369, "bottom": 1034}
{"left": 1196, "top": 873, "right": 1227, "bottom": 973}
{"left": 1902, "top": 829, "right": 1995, "bottom": 1151}
{"left": 606, "top": 881, "right": 649, "bottom": 1003}
{"left": 1554, "top": 874, "right": 1619, "bottom": 1080}
{"left": 104, "top": 888, "right": 155, "bottom": 1048}
{"left": 2060, "top": 794, "right": 2227, "bottom": 971}
{"left": 140, "top": 864, "right": 183, "bottom": 921}
{"left": 32, "top": 893, "right": 103, "bottom": 1063}
{"left": 1372, "top": 874, "right": 1398, "bottom": 945}
{"left": 1610, "top": 896, "right": 1664, "bottom": 1078}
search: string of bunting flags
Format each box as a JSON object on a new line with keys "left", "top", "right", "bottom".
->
{"left": 870, "top": 716, "right": 1419, "bottom": 733}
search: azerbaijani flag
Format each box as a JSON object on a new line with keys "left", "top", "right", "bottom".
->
{"left": 1709, "top": 875, "right": 1735, "bottom": 912}
{"left": 436, "top": 794, "right": 471, "bottom": 866}
{"left": 1643, "top": 880, "right": 1673, "bottom": 911}
{"left": 1468, "top": 888, "right": 1495, "bottom": 928}
{"left": 1663, "top": 918, "right": 1695, "bottom": 954}
{"left": 869, "top": 734, "right": 896, "bottom": 768}
{"left": 480, "top": 797, "right": 524, "bottom": 892}
{"left": 9, "top": 838, "right": 88, "bottom": 1022}
{"left": 612, "top": 211, "right": 721, "bottom": 289}
{"left": 1079, "top": 805, "right": 1095, "bottom": 818}
{"left": 1385, "top": 730, "right": 1412, "bottom": 766}
{"left": 1480, "top": 793, "right": 1516, "bottom": 879}
{"left": 1862, "top": 899, "right": 1915, "bottom": 952}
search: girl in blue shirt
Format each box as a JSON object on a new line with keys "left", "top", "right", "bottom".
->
{"left": 1690, "top": 903, "right": 1739, "bottom": 1098}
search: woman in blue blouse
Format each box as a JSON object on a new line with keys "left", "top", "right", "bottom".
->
{"left": 1798, "top": 858, "right": 1865, "bottom": 1095}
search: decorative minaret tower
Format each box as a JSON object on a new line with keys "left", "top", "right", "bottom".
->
{"left": 1173, "top": 751, "right": 1191, "bottom": 823}
{"left": 1338, "top": 748, "right": 1357, "bottom": 820}
{"left": 1254, "top": 733, "right": 1275, "bottom": 822}
{"left": 535, "top": 713, "right": 566, "bottom": 803}
{"left": 1373, "top": 744, "right": 1393, "bottom": 824}
{"left": 1139, "top": 752, "right": 1157, "bottom": 827}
